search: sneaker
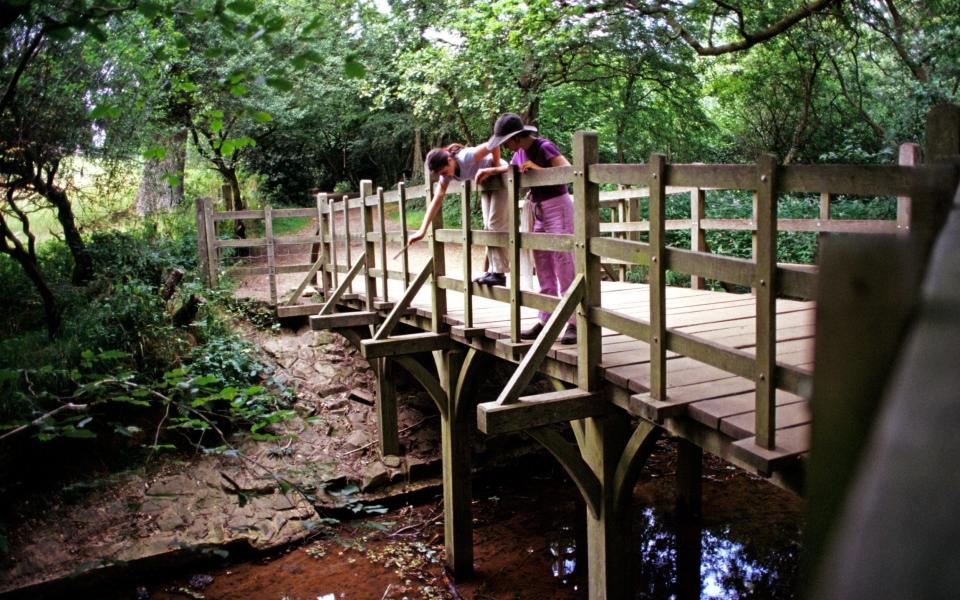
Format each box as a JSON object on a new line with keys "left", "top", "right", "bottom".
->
{"left": 559, "top": 324, "right": 577, "bottom": 345}
{"left": 520, "top": 321, "right": 544, "bottom": 340}
{"left": 474, "top": 272, "right": 506, "bottom": 286}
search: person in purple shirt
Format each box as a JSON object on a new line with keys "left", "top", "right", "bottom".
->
{"left": 476, "top": 113, "right": 576, "bottom": 345}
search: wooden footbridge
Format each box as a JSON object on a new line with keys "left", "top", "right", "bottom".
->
{"left": 196, "top": 105, "right": 960, "bottom": 599}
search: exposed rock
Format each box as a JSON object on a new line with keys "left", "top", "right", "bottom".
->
{"left": 344, "top": 430, "right": 372, "bottom": 450}
{"left": 382, "top": 455, "right": 401, "bottom": 468}
{"left": 361, "top": 462, "right": 390, "bottom": 492}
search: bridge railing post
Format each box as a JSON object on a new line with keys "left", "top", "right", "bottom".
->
{"left": 461, "top": 180, "right": 474, "bottom": 328}
{"left": 360, "top": 180, "right": 376, "bottom": 310}
{"left": 573, "top": 131, "right": 601, "bottom": 391}
{"left": 428, "top": 174, "right": 448, "bottom": 333}
{"left": 690, "top": 187, "right": 707, "bottom": 290}
{"left": 754, "top": 154, "right": 779, "bottom": 450}
{"left": 377, "top": 187, "right": 389, "bottom": 303}
{"left": 648, "top": 154, "right": 667, "bottom": 401}
{"left": 507, "top": 165, "right": 522, "bottom": 342}
{"left": 316, "top": 193, "right": 332, "bottom": 295}
{"left": 398, "top": 182, "right": 411, "bottom": 288}
{"left": 341, "top": 194, "right": 352, "bottom": 294}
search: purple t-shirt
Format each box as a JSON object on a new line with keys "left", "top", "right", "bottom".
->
{"left": 511, "top": 137, "right": 567, "bottom": 202}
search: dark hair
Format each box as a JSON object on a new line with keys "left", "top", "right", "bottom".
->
{"left": 426, "top": 143, "right": 465, "bottom": 172}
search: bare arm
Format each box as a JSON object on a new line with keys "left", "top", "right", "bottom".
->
{"left": 475, "top": 147, "right": 509, "bottom": 185}
{"left": 409, "top": 179, "right": 448, "bottom": 244}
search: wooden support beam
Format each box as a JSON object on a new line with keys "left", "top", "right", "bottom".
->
{"left": 477, "top": 388, "right": 605, "bottom": 435}
{"left": 373, "top": 258, "right": 433, "bottom": 340}
{"left": 493, "top": 275, "right": 585, "bottom": 405}
{"left": 317, "top": 256, "right": 366, "bottom": 316}
{"left": 361, "top": 332, "right": 452, "bottom": 359}
{"left": 277, "top": 304, "right": 324, "bottom": 319}
{"left": 310, "top": 310, "right": 379, "bottom": 330}
{"left": 440, "top": 350, "right": 474, "bottom": 575}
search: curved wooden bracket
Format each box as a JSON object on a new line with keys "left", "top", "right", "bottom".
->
{"left": 612, "top": 420, "right": 663, "bottom": 513}
{"left": 453, "top": 347, "right": 482, "bottom": 422}
{"left": 395, "top": 355, "right": 448, "bottom": 420}
{"left": 528, "top": 426, "right": 601, "bottom": 519}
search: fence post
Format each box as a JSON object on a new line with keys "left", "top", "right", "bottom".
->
{"left": 202, "top": 196, "right": 219, "bottom": 288}
{"left": 897, "top": 143, "right": 920, "bottom": 235}
{"left": 507, "top": 166, "right": 522, "bottom": 342}
{"left": 648, "top": 154, "right": 667, "bottom": 401}
{"left": 398, "top": 182, "right": 410, "bottom": 288}
{"left": 328, "top": 200, "right": 339, "bottom": 289}
{"left": 342, "top": 194, "right": 353, "bottom": 294}
{"left": 573, "top": 131, "right": 601, "bottom": 391}
{"left": 377, "top": 187, "right": 389, "bottom": 303}
{"left": 429, "top": 176, "right": 448, "bottom": 333}
{"left": 317, "top": 193, "right": 332, "bottom": 295}
{"left": 461, "top": 180, "right": 474, "bottom": 328}
{"left": 195, "top": 197, "right": 210, "bottom": 286}
{"left": 264, "top": 204, "right": 277, "bottom": 305}
{"left": 754, "top": 154, "right": 779, "bottom": 450}
{"left": 690, "top": 187, "right": 706, "bottom": 290}
{"left": 917, "top": 104, "right": 960, "bottom": 254}
{"left": 360, "top": 180, "right": 376, "bottom": 310}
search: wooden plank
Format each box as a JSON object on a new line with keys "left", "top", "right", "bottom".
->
{"left": 720, "top": 402, "right": 811, "bottom": 439}
{"left": 518, "top": 232, "right": 576, "bottom": 252}
{"left": 731, "top": 424, "right": 810, "bottom": 475}
{"left": 361, "top": 332, "right": 453, "bottom": 359}
{"left": 633, "top": 376, "right": 756, "bottom": 420}
{"left": 778, "top": 164, "right": 954, "bottom": 197}
{"left": 666, "top": 164, "right": 757, "bottom": 190}
{"left": 589, "top": 237, "right": 651, "bottom": 265}
{"left": 520, "top": 164, "right": 574, "bottom": 187}
{"left": 575, "top": 131, "right": 602, "bottom": 391}
{"left": 688, "top": 390, "right": 804, "bottom": 430}
{"left": 310, "top": 310, "right": 380, "bottom": 330}
{"left": 665, "top": 247, "right": 754, "bottom": 287}
{"left": 277, "top": 303, "right": 324, "bottom": 319}
{"left": 477, "top": 389, "right": 606, "bottom": 435}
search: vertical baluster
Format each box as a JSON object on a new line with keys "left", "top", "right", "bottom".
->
{"left": 507, "top": 166, "right": 522, "bottom": 342}
{"left": 377, "top": 187, "right": 389, "bottom": 303}
{"left": 462, "top": 180, "right": 473, "bottom": 328}
{"left": 755, "top": 154, "right": 778, "bottom": 449}
{"left": 399, "top": 182, "right": 410, "bottom": 288}
{"left": 573, "top": 132, "right": 601, "bottom": 391}
{"left": 264, "top": 204, "right": 277, "bottom": 305}
{"left": 342, "top": 195, "right": 352, "bottom": 294}
{"left": 690, "top": 188, "right": 706, "bottom": 290}
{"left": 648, "top": 154, "right": 667, "bottom": 401}
{"left": 360, "top": 180, "right": 375, "bottom": 310}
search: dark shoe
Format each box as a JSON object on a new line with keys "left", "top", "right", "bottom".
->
{"left": 520, "top": 321, "right": 544, "bottom": 340}
{"left": 559, "top": 324, "right": 577, "bottom": 345}
{"left": 474, "top": 272, "right": 506, "bottom": 286}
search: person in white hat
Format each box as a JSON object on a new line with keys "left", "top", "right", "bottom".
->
{"left": 475, "top": 113, "right": 577, "bottom": 345}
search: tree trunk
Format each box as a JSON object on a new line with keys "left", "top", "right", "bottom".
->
{"left": 223, "top": 168, "right": 246, "bottom": 240}
{"left": 21, "top": 250, "right": 61, "bottom": 337}
{"left": 43, "top": 185, "right": 93, "bottom": 284}
{"left": 135, "top": 129, "right": 187, "bottom": 215}
{"left": 412, "top": 127, "right": 423, "bottom": 181}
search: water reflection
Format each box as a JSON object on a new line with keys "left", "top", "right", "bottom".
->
{"left": 633, "top": 507, "right": 800, "bottom": 599}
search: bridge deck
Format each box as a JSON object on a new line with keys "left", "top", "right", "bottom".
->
{"left": 330, "top": 277, "right": 813, "bottom": 480}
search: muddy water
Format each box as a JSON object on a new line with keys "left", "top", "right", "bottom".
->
{"left": 117, "top": 441, "right": 802, "bottom": 600}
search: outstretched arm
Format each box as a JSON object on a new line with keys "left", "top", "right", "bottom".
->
{"left": 409, "top": 178, "right": 449, "bottom": 244}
